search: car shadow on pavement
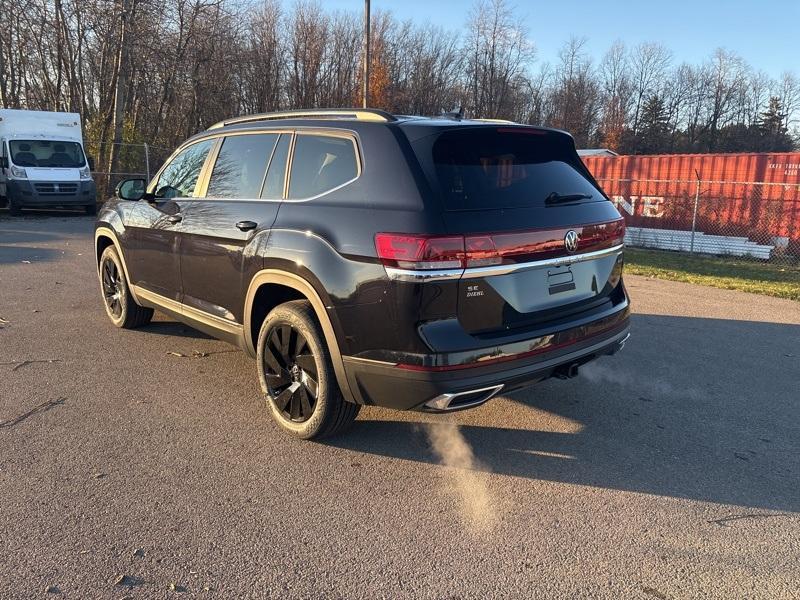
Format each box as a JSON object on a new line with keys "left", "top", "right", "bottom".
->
{"left": 139, "top": 320, "right": 215, "bottom": 340}
{"left": 0, "top": 207, "right": 90, "bottom": 219}
{"left": 0, "top": 244, "right": 62, "bottom": 264}
{"left": 328, "top": 314, "right": 800, "bottom": 513}
{"left": 0, "top": 212, "right": 91, "bottom": 263}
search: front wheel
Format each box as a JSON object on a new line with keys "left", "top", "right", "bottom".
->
{"left": 8, "top": 197, "right": 22, "bottom": 216}
{"left": 257, "top": 300, "right": 360, "bottom": 439}
{"left": 98, "top": 245, "right": 153, "bottom": 328}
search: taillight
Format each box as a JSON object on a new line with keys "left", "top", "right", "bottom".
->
{"left": 374, "top": 233, "right": 464, "bottom": 270}
{"left": 463, "top": 235, "right": 501, "bottom": 267}
{"left": 375, "top": 219, "right": 624, "bottom": 271}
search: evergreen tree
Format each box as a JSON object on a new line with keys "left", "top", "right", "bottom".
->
{"left": 636, "top": 94, "right": 670, "bottom": 153}
{"left": 757, "top": 97, "right": 794, "bottom": 151}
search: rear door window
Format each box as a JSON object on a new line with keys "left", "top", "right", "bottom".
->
{"left": 288, "top": 134, "right": 358, "bottom": 199}
{"left": 206, "top": 133, "right": 278, "bottom": 199}
{"left": 155, "top": 139, "right": 214, "bottom": 198}
{"left": 429, "top": 128, "right": 600, "bottom": 211}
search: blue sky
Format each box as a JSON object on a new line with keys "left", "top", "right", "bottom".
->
{"left": 324, "top": 0, "right": 798, "bottom": 78}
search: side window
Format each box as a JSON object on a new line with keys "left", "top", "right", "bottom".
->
{"left": 288, "top": 134, "right": 358, "bottom": 200}
{"left": 206, "top": 133, "right": 278, "bottom": 199}
{"left": 261, "top": 134, "right": 290, "bottom": 199}
{"left": 155, "top": 139, "right": 214, "bottom": 199}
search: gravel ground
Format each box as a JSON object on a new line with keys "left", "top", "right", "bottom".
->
{"left": 1, "top": 212, "right": 798, "bottom": 599}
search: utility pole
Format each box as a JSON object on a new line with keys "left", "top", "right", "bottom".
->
{"left": 363, "top": 0, "right": 370, "bottom": 108}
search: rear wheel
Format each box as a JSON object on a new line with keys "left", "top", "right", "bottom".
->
{"left": 99, "top": 245, "right": 153, "bottom": 328}
{"left": 257, "top": 300, "right": 360, "bottom": 439}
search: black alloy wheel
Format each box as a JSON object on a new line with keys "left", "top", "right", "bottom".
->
{"left": 262, "top": 323, "right": 319, "bottom": 423}
{"left": 101, "top": 256, "right": 124, "bottom": 319}
{"left": 98, "top": 245, "right": 153, "bottom": 329}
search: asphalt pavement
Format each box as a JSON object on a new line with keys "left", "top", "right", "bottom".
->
{"left": 1, "top": 211, "right": 798, "bottom": 599}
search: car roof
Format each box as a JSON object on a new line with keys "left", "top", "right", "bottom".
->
{"left": 181, "top": 109, "right": 573, "bottom": 147}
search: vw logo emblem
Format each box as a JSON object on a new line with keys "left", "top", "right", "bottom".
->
{"left": 564, "top": 230, "right": 579, "bottom": 253}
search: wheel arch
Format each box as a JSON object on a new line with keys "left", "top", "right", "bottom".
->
{"left": 244, "top": 270, "right": 358, "bottom": 404}
{"left": 94, "top": 226, "right": 140, "bottom": 304}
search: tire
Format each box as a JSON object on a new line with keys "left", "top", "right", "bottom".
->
{"left": 84, "top": 203, "right": 97, "bottom": 216}
{"left": 257, "top": 300, "right": 360, "bottom": 440}
{"left": 8, "top": 197, "right": 22, "bottom": 216}
{"left": 98, "top": 245, "right": 153, "bottom": 329}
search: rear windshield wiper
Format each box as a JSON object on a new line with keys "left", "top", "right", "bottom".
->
{"left": 545, "top": 192, "right": 593, "bottom": 204}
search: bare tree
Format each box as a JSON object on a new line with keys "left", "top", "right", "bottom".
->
{"left": 464, "top": 0, "right": 534, "bottom": 118}
{"left": 629, "top": 42, "right": 672, "bottom": 137}
{"left": 1, "top": 0, "right": 796, "bottom": 168}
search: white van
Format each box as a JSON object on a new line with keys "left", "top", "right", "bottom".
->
{"left": 0, "top": 109, "right": 96, "bottom": 215}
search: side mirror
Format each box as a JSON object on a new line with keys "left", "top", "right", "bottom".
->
{"left": 115, "top": 178, "right": 146, "bottom": 201}
{"left": 87, "top": 155, "right": 95, "bottom": 170}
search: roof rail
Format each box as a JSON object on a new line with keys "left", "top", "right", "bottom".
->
{"left": 207, "top": 108, "right": 397, "bottom": 130}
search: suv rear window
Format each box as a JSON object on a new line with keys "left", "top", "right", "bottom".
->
{"left": 430, "top": 128, "right": 599, "bottom": 211}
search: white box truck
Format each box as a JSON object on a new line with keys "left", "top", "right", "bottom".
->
{"left": 0, "top": 109, "right": 96, "bottom": 215}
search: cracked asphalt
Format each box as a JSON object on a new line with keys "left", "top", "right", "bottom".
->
{"left": 1, "top": 211, "right": 799, "bottom": 599}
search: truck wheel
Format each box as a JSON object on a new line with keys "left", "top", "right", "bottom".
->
{"left": 8, "top": 197, "right": 22, "bottom": 216}
{"left": 257, "top": 300, "right": 360, "bottom": 439}
{"left": 99, "top": 245, "right": 153, "bottom": 328}
{"left": 85, "top": 203, "right": 97, "bottom": 216}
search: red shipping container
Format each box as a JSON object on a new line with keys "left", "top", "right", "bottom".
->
{"left": 581, "top": 152, "right": 800, "bottom": 252}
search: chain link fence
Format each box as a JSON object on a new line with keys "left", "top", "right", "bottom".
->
{"left": 88, "top": 142, "right": 173, "bottom": 201}
{"left": 596, "top": 177, "right": 800, "bottom": 266}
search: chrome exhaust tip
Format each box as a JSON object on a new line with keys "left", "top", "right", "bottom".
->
{"left": 611, "top": 332, "right": 631, "bottom": 355}
{"left": 424, "top": 384, "right": 504, "bottom": 412}
{"left": 554, "top": 362, "right": 581, "bottom": 379}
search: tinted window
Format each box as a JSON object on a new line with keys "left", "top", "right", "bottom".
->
{"left": 9, "top": 140, "right": 85, "bottom": 168}
{"left": 262, "top": 134, "right": 290, "bottom": 199}
{"left": 155, "top": 139, "right": 214, "bottom": 198}
{"left": 288, "top": 134, "right": 358, "bottom": 199}
{"left": 206, "top": 134, "right": 278, "bottom": 199}
{"left": 430, "top": 129, "right": 599, "bottom": 211}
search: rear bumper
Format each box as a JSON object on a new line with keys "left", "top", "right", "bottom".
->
{"left": 342, "top": 302, "right": 630, "bottom": 411}
{"left": 6, "top": 179, "right": 96, "bottom": 207}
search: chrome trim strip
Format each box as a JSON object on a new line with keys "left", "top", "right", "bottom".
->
{"left": 342, "top": 355, "right": 396, "bottom": 367}
{"left": 132, "top": 285, "right": 243, "bottom": 336}
{"left": 384, "top": 267, "right": 464, "bottom": 282}
{"left": 383, "top": 244, "right": 624, "bottom": 282}
{"left": 461, "top": 244, "right": 625, "bottom": 279}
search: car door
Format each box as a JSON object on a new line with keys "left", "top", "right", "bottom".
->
{"left": 124, "top": 138, "right": 215, "bottom": 302}
{"left": 178, "top": 131, "right": 290, "bottom": 326}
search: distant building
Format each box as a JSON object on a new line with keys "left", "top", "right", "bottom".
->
{"left": 577, "top": 148, "right": 619, "bottom": 157}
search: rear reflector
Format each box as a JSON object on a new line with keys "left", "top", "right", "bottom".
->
{"left": 375, "top": 219, "right": 624, "bottom": 271}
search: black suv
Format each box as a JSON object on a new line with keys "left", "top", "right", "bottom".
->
{"left": 95, "top": 109, "right": 630, "bottom": 439}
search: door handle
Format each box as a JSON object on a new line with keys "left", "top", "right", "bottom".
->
{"left": 236, "top": 220, "right": 257, "bottom": 231}
{"left": 166, "top": 213, "right": 182, "bottom": 224}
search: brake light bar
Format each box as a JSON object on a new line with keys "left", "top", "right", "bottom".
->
{"left": 375, "top": 220, "right": 624, "bottom": 271}
{"left": 495, "top": 127, "right": 548, "bottom": 136}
